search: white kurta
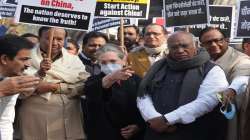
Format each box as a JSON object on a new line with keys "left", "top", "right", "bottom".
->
{"left": 18, "top": 46, "right": 89, "bottom": 140}
{"left": 0, "top": 94, "right": 19, "bottom": 140}
{"left": 137, "top": 66, "right": 229, "bottom": 124}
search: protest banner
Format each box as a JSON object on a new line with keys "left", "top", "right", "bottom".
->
{"left": 15, "top": 0, "right": 96, "bottom": 31}
{"left": 236, "top": 0, "right": 250, "bottom": 38}
{"left": 92, "top": 18, "right": 130, "bottom": 31}
{"left": 138, "top": 1, "right": 162, "bottom": 27}
{"left": 164, "top": 0, "right": 209, "bottom": 27}
{"left": 0, "top": 0, "right": 17, "bottom": 18}
{"left": 175, "top": 5, "right": 234, "bottom": 38}
{"left": 2, "top": 0, "right": 18, "bottom": 5}
{"left": 152, "top": 17, "right": 164, "bottom": 26}
{"left": 0, "top": 5, "right": 16, "bottom": 18}
{"left": 95, "top": 0, "right": 150, "bottom": 19}
{"left": 92, "top": 17, "right": 138, "bottom": 31}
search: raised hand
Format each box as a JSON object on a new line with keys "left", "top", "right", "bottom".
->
{"left": 37, "top": 58, "right": 52, "bottom": 77}
{"left": 0, "top": 76, "right": 40, "bottom": 97}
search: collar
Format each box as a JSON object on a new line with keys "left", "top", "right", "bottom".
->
{"left": 215, "top": 47, "right": 231, "bottom": 63}
{"left": 143, "top": 43, "right": 168, "bottom": 56}
{"left": 79, "top": 52, "right": 98, "bottom": 64}
{"left": 79, "top": 52, "right": 91, "bottom": 61}
{"left": 40, "top": 47, "right": 62, "bottom": 62}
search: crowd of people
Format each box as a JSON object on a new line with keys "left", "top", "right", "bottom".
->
{"left": 0, "top": 23, "right": 250, "bottom": 140}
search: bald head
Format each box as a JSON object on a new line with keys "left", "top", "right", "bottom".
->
{"left": 167, "top": 31, "right": 197, "bottom": 61}
{"left": 168, "top": 31, "right": 195, "bottom": 45}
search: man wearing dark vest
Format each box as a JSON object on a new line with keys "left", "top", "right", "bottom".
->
{"left": 137, "top": 31, "right": 229, "bottom": 140}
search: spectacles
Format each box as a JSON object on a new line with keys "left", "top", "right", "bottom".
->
{"left": 168, "top": 44, "right": 191, "bottom": 51}
{"left": 201, "top": 38, "right": 225, "bottom": 46}
{"left": 144, "top": 32, "right": 163, "bottom": 37}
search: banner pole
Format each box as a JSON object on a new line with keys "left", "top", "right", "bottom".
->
{"left": 185, "top": 26, "right": 190, "bottom": 32}
{"left": 120, "top": 17, "right": 124, "bottom": 46}
{"left": 47, "top": 28, "right": 54, "bottom": 60}
{"left": 106, "top": 28, "right": 110, "bottom": 39}
{"left": 120, "top": 17, "right": 127, "bottom": 53}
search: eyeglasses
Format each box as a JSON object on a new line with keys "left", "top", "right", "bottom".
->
{"left": 144, "top": 32, "right": 163, "bottom": 37}
{"left": 201, "top": 38, "right": 225, "bottom": 46}
{"left": 168, "top": 44, "right": 190, "bottom": 50}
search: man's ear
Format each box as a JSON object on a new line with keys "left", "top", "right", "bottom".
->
{"left": 243, "top": 43, "right": 250, "bottom": 51}
{"left": 224, "top": 38, "right": 230, "bottom": 43}
{"left": 136, "top": 35, "right": 140, "bottom": 42}
{"left": 243, "top": 43, "right": 247, "bottom": 51}
{"left": 0, "top": 55, "right": 9, "bottom": 65}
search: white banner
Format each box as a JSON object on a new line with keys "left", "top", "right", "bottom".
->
{"left": 15, "top": 0, "right": 96, "bottom": 31}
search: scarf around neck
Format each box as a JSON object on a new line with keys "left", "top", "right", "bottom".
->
{"left": 138, "top": 48, "right": 211, "bottom": 97}
{"left": 144, "top": 44, "right": 167, "bottom": 56}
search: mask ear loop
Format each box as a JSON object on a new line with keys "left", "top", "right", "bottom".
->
{"left": 220, "top": 100, "right": 231, "bottom": 113}
{"left": 217, "top": 92, "right": 230, "bottom": 112}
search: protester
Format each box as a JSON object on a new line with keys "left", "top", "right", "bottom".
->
{"left": 137, "top": 31, "right": 229, "bottom": 140}
{"left": 0, "top": 24, "right": 8, "bottom": 37}
{"left": 79, "top": 31, "right": 109, "bottom": 75}
{"left": 138, "top": 36, "right": 144, "bottom": 47}
{"left": 66, "top": 38, "right": 80, "bottom": 55}
{"left": 0, "top": 34, "right": 39, "bottom": 140}
{"left": 118, "top": 25, "right": 140, "bottom": 52}
{"left": 199, "top": 27, "right": 250, "bottom": 140}
{"left": 242, "top": 38, "right": 250, "bottom": 56}
{"left": 21, "top": 33, "right": 39, "bottom": 47}
{"left": 17, "top": 27, "right": 89, "bottom": 140}
{"left": 127, "top": 23, "right": 168, "bottom": 77}
{"left": 84, "top": 44, "right": 145, "bottom": 140}
{"left": 242, "top": 81, "right": 250, "bottom": 140}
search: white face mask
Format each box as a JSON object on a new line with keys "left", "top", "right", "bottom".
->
{"left": 100, "top": 63, "right": 123, "bottom": 75}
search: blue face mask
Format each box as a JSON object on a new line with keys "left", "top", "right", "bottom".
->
{"left": 100, "top": 63, "right": 123, "bottom": 75}
{"left": 220, "top": 103, "right": 236, "bottom": 120}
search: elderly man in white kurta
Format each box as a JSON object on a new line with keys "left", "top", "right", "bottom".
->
{"left": 17, "top": 27, "right": 89, "bottom": 140}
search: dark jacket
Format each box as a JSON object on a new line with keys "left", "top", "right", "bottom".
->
{"left": 78, "top": 53, "right": 101, "bottom": 76}
{"left": 84, "top": 73, "right": 145, "bottom": 140}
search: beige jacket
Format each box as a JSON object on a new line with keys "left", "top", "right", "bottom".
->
{"left": 215, "top": 47, "right": 250, "bottom": 140}
{"left": 241, "top": 78, "right": 250, "bottom": 140}
{"left": 216, "top": 47, "right": 250, "bottom": 82}
{"left": 17, "top": 47, "right": 89, "bottom": 140}
{"left": 127, "top": 45, "right": 168, "bottom": 78}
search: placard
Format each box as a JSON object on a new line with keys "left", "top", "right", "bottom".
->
{"left": 15, "top": 0, "right": 96, "bottom": 31}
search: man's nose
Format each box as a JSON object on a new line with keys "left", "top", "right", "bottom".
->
{"left": 176, "top": 47, "right": 184, "bottom": 53}
{"left": 124, "top": 33, "right": 130, "bottom": 38}
{"left": 52, "top": 39, "right": 58, "bottom": 45}
{"left": 210, "top": 41, "right": 218, "bottom": 47}
{"left": 25, "top": 60, "right": 32, "bottom": 67}
{"left": 93, "top": 45, "right": 101, "bottom": 50}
